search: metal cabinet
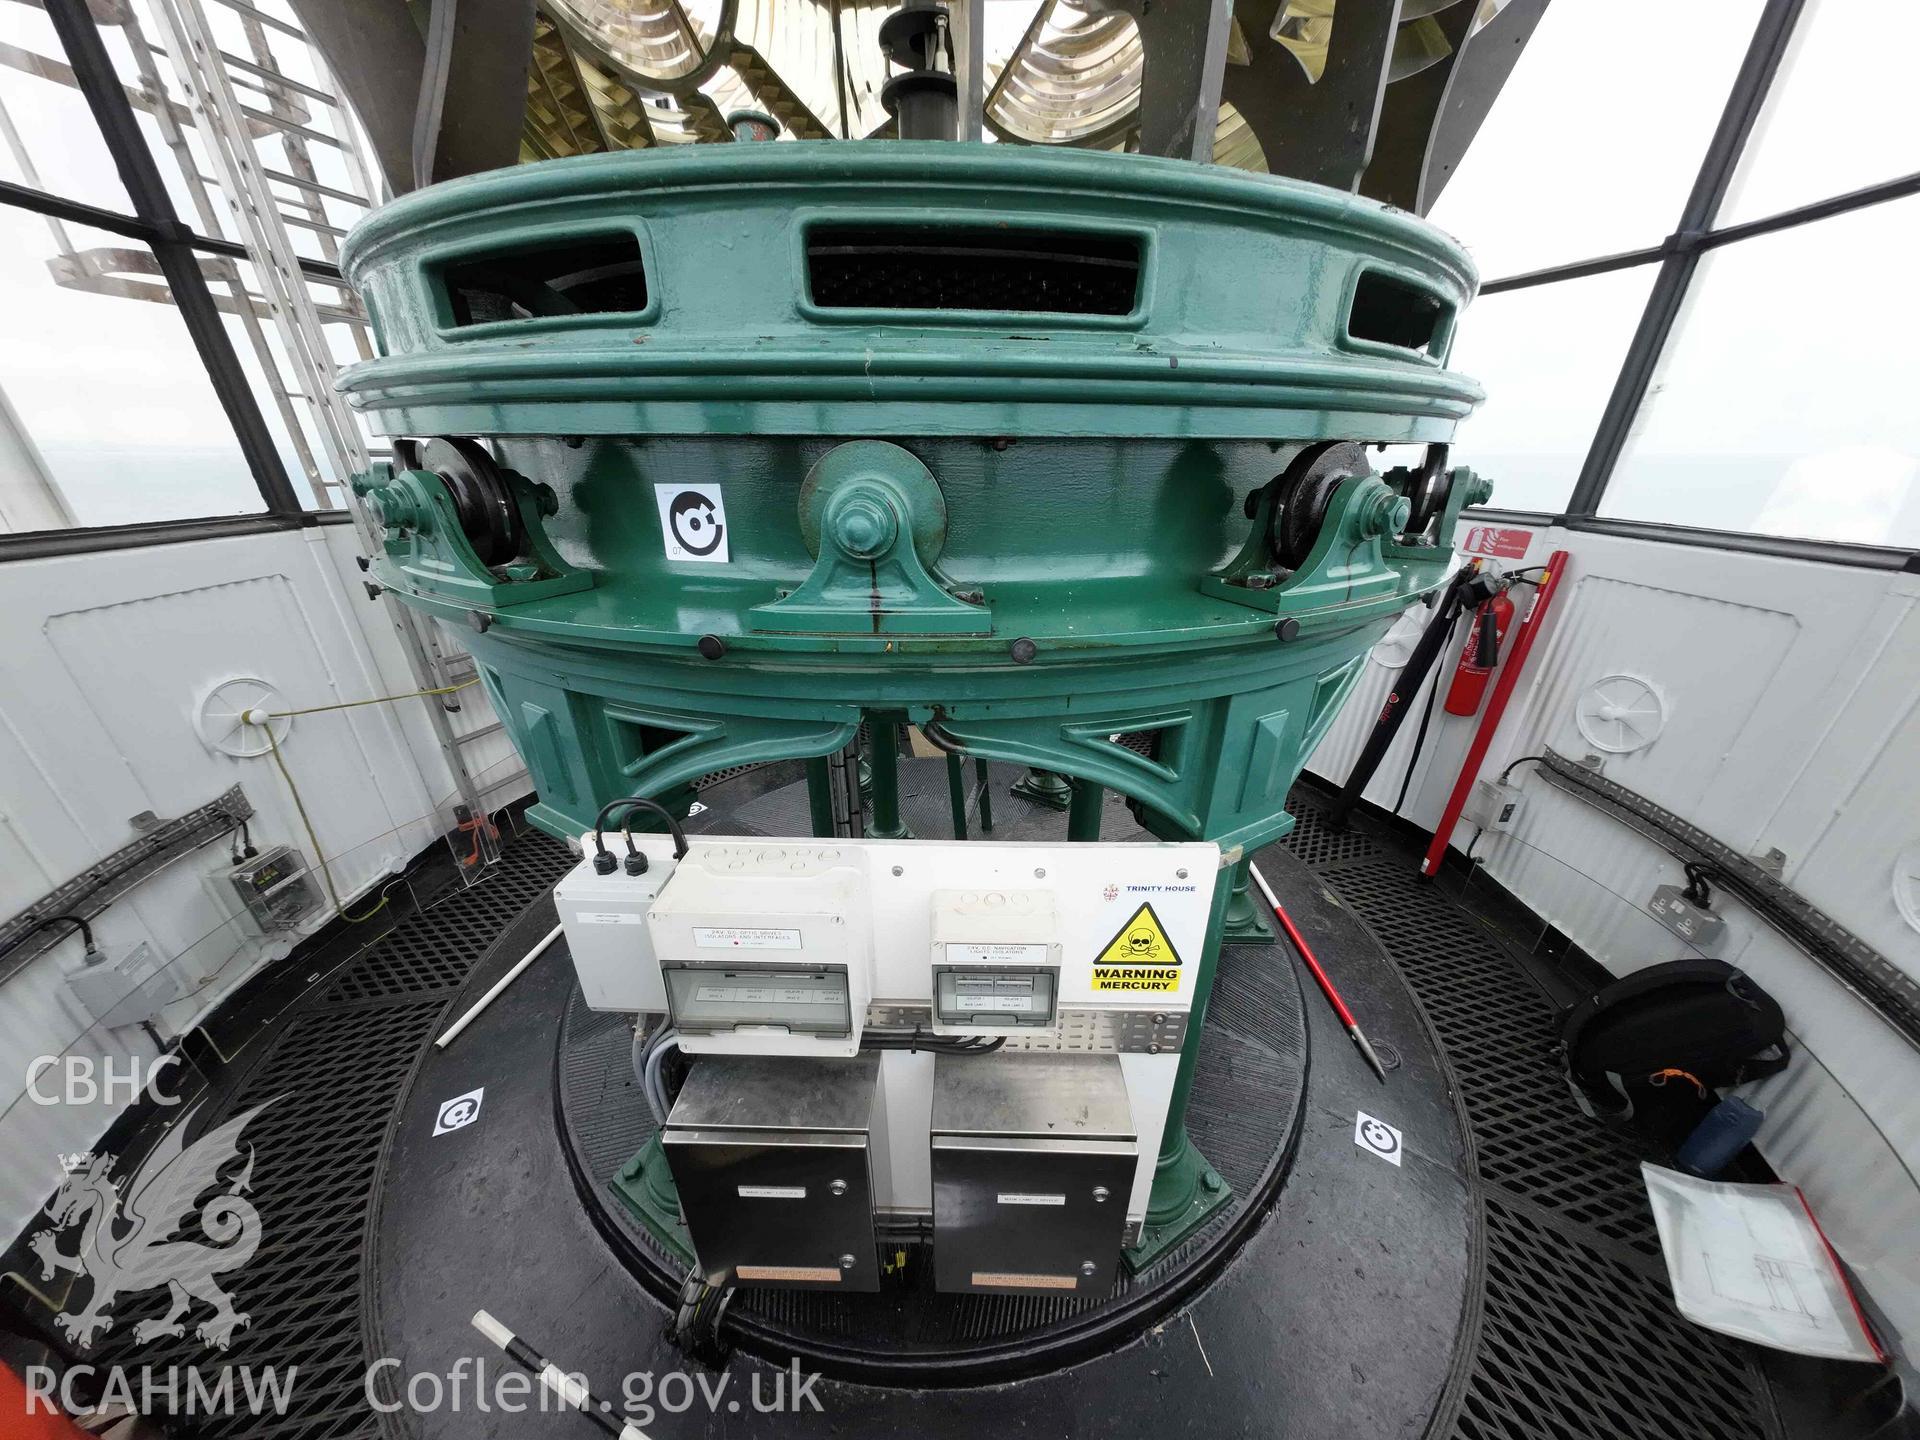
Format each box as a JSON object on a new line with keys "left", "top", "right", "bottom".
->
{"left": 662, "top": 1054, "right": 880, "bottom": 1291}
{"left": 930, "top": 1053, "right": 1136, "bottom": 1294}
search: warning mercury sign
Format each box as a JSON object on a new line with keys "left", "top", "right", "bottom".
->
{"left": 1091, "top": 902, "right": 1183, "bottom": 994}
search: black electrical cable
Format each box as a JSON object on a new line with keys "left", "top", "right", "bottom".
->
{"left": 1, "top": 913, "right": 96, "bottom": 959}
{"left": 592, "top": 796, "right": 690, "bottom": 861}
{"left": 861, "top": 1028, "right": 1006, "bottom": 1055}
{"left": 1498, "top": 754, "right": 1548, "bottom": 785}
{"left": 1393, "top": 626, "right": 1452, "bottom": 815}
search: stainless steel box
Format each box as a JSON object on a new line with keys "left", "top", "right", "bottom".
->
{"left": 662, "top": 1053, "right": 880, "bottom": 1291}
{"left": 930, "top": 1053, "right": 1136, "bottom": 1295}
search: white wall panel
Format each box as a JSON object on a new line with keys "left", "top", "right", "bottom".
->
{"left": 0, "top": 523, "right": 526, "bottom": 1241}
{"left": 1308, "top": 518, "right": 1920, "bottom": 1360}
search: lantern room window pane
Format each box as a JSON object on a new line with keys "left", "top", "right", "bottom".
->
{"left": 1720, "top": 0, "right": 1920, "bottom": 224}
{"left": 0, "top": 6, "right": 137, "bottom": 213}
{"left": 1448, "top": 264, "right": 1659, "bottom": 516}
{"left": 1426, "top": 1, "right": 1764, "bottom": 281}
{"left": 1602, "top": 195, "right": 1920, "bottom": 547}
{"left": 0, "top": 208, "right": 263, "bottom": 532}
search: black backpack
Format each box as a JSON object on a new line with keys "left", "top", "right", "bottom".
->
{"left": 1557, "top": 958, "right": 1789, "bottom": 1121}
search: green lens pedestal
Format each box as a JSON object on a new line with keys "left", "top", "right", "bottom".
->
{"left": 339, "top": 142, "right": 1489, "bottom": 1264}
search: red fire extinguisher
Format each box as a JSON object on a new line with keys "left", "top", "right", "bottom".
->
{"left": 1444, "top": 589, "right": 1514, "bottom": 716}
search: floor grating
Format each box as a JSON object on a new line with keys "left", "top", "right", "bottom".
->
{"left": 1284, "top": 792, "right": 1775, "bottom": 1440}
{"left": 89, "top": 823, "right": 575, "bottom": 1440}
{"left": 58, "top": 783, "right": 1779, "bottom": 1439}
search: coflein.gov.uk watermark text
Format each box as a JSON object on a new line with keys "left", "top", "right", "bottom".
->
{"left": 26, "top": 1357, "right": 824, "bottom": 1427}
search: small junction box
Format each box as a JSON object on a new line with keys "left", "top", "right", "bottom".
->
{"left": 647, "top": 843, "right": 870, "bottom": 1057}
{"left": 553, "top": 852, "right": 674, "bottom": 1012}
{"left": 929, "top": 888, "right": 1061, "bottom": 1034}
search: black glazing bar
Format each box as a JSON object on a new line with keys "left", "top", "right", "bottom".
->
{"left": 40, "top": 0, "right": 304, "bottom": 515}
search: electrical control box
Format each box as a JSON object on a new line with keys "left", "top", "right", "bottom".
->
{"left": 554, "top": 831, "right": 1219, "bottom": 1241}
{"left": 553, "top": 847, "right": 677, "bottom": 1012}
{"left": 1649, "top": 884, "right": 1728, "bottom": 955}
{"left": 1464, "top": 778, "right": 1527, "bottom": 832}
{"left": 647, "top": 843, "right": 870, "bottom": 1056}
{"left": 663, "top": 1053, "right": 881, "bottom": 1291}
{"left": 930, "top": 1053, "right": 1135, "bottom": 1295}
{"left": 226, "top": 845, "right": 322, "bottom": 933}
{"left": 63, "top": 942, "right": 181, "bottom": 1031}
{"left": 928, "top": 888, "right": 1061, "bottom": 1034}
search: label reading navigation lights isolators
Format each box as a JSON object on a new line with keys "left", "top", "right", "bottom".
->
{"left": 944, "top": 942, "right": 1049, "bottom": 964}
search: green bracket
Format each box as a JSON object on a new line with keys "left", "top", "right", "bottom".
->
{"left": 1221, "top": 855, "right": 1276, "bottom": 945}
{"left": 610, "top": 1133, "right": 695, "bottom": 1268}
{"left": 1126, "top": 1126, "right": 1233, "bottom": 1271}
{"left": 750, "top": 441, "right": 990, "bottom": 636}
{"left": 353, "top": 462, "right": 593, "bottom": 609}
{"left": 1207, "top": 470, "right": 1289, "bottom": 592}
{"left": 1200, "top": 474, "right": 1413, "bottom": 619}
{"left": 1383, "top": 465, "right": 1495, "bottom": 575}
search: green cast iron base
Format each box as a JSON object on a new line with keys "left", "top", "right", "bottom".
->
{"left": 1125, "top": 1130, "right": 1232, "bottom": 1272}
{"left": 611, "top": 1133, "right": 695, "bottom": 1268}
{"left": 1222, "top": 859, "right": 1276, "bottom": 946}
{"left": 1010, "top": 768, "right": 1074, "bottom": 812}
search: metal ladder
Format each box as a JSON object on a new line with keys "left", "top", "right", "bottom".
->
{"left": 132, "top": 0, "right": 502, "bottom": 823}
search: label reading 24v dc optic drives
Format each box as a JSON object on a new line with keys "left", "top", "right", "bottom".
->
{"left": 692, "top": 926, "right": 802, "bottom": 950}
{"left": 1090, "top": 901, "right": 1183, "bottom": 994}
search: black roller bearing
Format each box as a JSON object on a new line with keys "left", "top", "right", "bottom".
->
{"left": 1403, "top": 443, "right": 1453, "bottom": 537}
{"left": 1269, "top": 441, "right": 1371, "bottom": 571}
{"left": 419, "top": 437, "right": 526, "bottom": 569}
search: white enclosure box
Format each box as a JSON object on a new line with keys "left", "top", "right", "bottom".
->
{"left": 928, "top": 888, "right": 1061, "bottom": 1035}
{"left": 647, "top": 843, "right": 871, "bottom": 1057}
{"left": 553, "top": 843, "right": 677, "bottom": 1013}
{"left": 64, "top": 942, "right": 180, "bottom": 1030}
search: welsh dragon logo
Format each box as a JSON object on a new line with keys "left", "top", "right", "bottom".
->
{"left": 29, "top": 1101, "right": 271, "bottom": 1350}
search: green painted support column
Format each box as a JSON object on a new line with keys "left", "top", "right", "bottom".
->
{"left": 1221, "top": 855, "right": 1276, "bottom": 945}
{"left": 1128, "top": 866, "right": 1236, "bottom": 1268}
{"left": 805, "top": 756, "right": 835, "bottom": 838}
{"left": 1012, "top": 767, "right": 1074, "bottom": 811}
{"left": 946, "top": 751, "right": 969, "bottom": 840}
{"left": 975, "top": 760, "right": 993, "bottom": 833}
{"left": 867, "top": 718, "right": 910, "bottom": 840}
{"left": 1068, "top": 777, "right": 1103, "bottom": 842}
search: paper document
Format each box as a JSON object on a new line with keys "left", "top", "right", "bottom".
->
{"left": 1641, "top": 1164, "right": 1882, "bottom": 1362}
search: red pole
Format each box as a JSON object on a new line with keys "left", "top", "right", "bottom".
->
{"left": 1420, "top": 549, "right": 1570, "bottom": 877}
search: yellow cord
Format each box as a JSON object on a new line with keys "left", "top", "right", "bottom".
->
{"left": 267, "top": 677, "right": 479, "bottom": 718}
{"left": 246, "top": 675, "right": 483, "bottom": 922}
{"left": 262, "top": 726, "right": 389, "bottom": 924}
